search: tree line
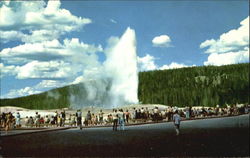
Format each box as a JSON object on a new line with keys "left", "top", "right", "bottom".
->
{"left": 138, "top": 63, "right": 249, "bottom": 107}
{"left": 0, "top": 63, "right": 249, "bottom": 109}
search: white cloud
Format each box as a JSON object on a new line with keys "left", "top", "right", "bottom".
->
{"left": 2, "top": 79, "right": 68, "bottom": 98}
{"left": 152, "top": 35, "right": 172, "bottom": 47}
{"left": 3, "top": 87, "right": 42, "bottom": 98}
{"left": 0, "top": 1, "right": 101, "bottom": 80}
{"left": 0, "top": 63, "right": 17, "bottom": 77}
{"left": 0, "top": 39, "right": 103, "bottom": 79}
{"left": 200, "top": 17, "right": 249, "bottom": 54}
{"left": 35, "top": 80, "right": 66, "bottom": 89}
{"left": 15, "top": 60, "right": 80, "bottom": 79}
{"left": 204, "top": 47, "right": 249, "bottom": 66}
{"left": 159, "top": 62, "right": 195, "bottom": 70}
{"left": 1, "top": 38, "right": 102, "bottom": 63}
{"left": 0, "top": 30, "right": 26, "bottom": 43}
{"left": 137, "top": 54, "right": 158, "bottom": 71}
{"left": 201, "top": 16, "right": 249, "bottom": 66}
{"left": 137, "top": 54, "right": 194, "bottom": 71}
{"left": 0, "top": 0, "right": 91, "bottom": 43}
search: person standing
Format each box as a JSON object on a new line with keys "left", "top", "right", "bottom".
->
{"left": 125, "top": 110, "right": 130, "bottom": 124}
{"left": 185, "top": 107, "right": 190, "bottom": 119}
{"left": 5, "top": 112, "right": 12, "bottom": 132}
{"left": 35, "top": 112, "right": 40, "bottom": 128}
{"left": 1, "top": 112, "right": 6, "bottom": 128}
{"left": 44, "top": 115, "right": 50, "bottom": 127}
{"left": 54, "top": 111, "right": 58, "bottom": 127}
{"left": 86, "top": 111, "right": 92, "bottom": 126}
{"left": 61, "top": 111, "right": 66, "bottom": 127}
{"left": 118, "top": 109, "right": 125, "bottom": 131}
{"left": 98, "top": 110, "right": 104, "bottom": 125}
{"left": 173, "top": 110, "right": 181, "bottom": 136}
{"left": 76, "top": 110, "right": 83, "bottom": 130}
{"left": 112, "top": 109, "right": 118, "bottom": 131}
{"left": 16, "top": 112, "right": 21, "bottom": 128}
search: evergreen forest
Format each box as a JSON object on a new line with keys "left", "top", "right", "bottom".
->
{"left": 0, "top": 63, "right": 249, "bottom": 109}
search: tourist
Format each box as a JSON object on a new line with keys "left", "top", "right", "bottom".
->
{"left": 40, "top": 117, "right": 45, "bottom": 127}
{"left": 44, "top": 115, "right": 50, "bottom": 127}
{"left": 58, "top": 116, "right": 62, "bottom": 127}
{"left": 112, "top": 109, "right": 118, "bottom": 131}
{"left": 173, "top": 110, "right": 181, "bottom": 136}
{"left": 124, "top": 110, "right": 130, "bottom": 123}
{"left": 185, "top": 107, "right": 190, "bottom": 119}
{"left": 15, "top": 112, "right": 21, "bottom": 128}
{"left": 189, "top": 106, "right": 193, "bottom": 118}
{"left": 5, "top": 112, "right": 12, "bottom": 132}
{"left": 145, "top": 107, "right": 150, "bottom": 121}
{"left": 91, "top": 113, "right": 96, "bottom": 126}
{"left": 98, "top": 110, "right": 104, "bottom": 125}
{"left": 134, "top": 109, "right": 138, "bottom": 122}
{"left": 35, "top": 112, "right": 40, "bottom": 128}
{"left": 69, "top": 114, "right": 76, "bottom": 127}
{"left": 61, "top": 111, "right": 66, "bottom": 127}
{"left": 28, "top": 116, "right": 34, "bottom": 127}
{"left": 54, "top": 111, "right": 58, "bottom": 126}
{"left": 107, "top": 114, "right": 113, "bottom": 125}
{"left": 153, "top": 107, "right": 159, "bottom": 122}
{"left": 86, "top": 111, "right": 92, "bottom": 126}
{"left": 50, "top": 116, "right": 56, "bottom": 127}
{"left": 76, "top": 109, "right": 83, "bottom": 130}
{"left": 118, "top": 109, "right": 125, "bottom": 131}
{"left": 141, "top": 107, "right": 145, "bottom": 120}
{"left": 1, "top": 112, "right": 6, "bottom": 128}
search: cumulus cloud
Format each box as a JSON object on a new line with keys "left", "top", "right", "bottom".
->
{"left": 0, "top": 0, "right": 91, "bottom": 43}
{"left": 0, "top": 0, "right": 104, "bottom": 99}
{"left": 3, "top": 87, "right": 42, "bottom": 98}
{"left": 35, "top": 80, "right": 66, "bottom": 89}
{"left": 159, "top": 62, "right": 195, "bottom": 70}
{"left": 152, "top": 35, "right": 172, "bottom": 47}
{"left": 137, "top": 54, "right": 158, "bottom": 71}
{"left": 2, "top": 80, "right": 67, "bottom": 98}
{"left": 204, "top": 47, "right": 249, "bottom": 66}
{"left": 0, "top": 39, "right": 103, "bottom": 78}
{"left": 137, "top": 54, "right": 194, "bottom": 71}
{"left": 0, "top": 30, "right": 26, "bottom": 43}
{"left": 201, "top": 16, "right": 249, "bottom": 66}
{"left": 0, "top": 63, "right": 17, "bottom": 77}
{"left": 0, "top": 0, "right": 101, "bottom": 80}
{"left": 15, "top": 60, "right": 80, "bottom": 79}
{"left": 1, "top": 38, "right": 103, "bottom": 63}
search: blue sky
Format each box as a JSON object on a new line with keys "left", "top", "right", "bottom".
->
{"left": 0, "top": 0, "right": 249, "bottom": 98}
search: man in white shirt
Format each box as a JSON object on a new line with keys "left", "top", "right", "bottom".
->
{"left": 16, "top": 112, "right": 21, "bottom": 128}
{"left": 76, "top": 110, "right": 82, "bottom": 130}
{"left": 35, "top": 112, "right": 40, "bottom": 128}
{"left": 112, "top": 109, "right": 118, "bottom": 131}
{"left": 173, "top": 110, "right": 181, "bottom": 136}
{"left": 118, "top": 109, "right": 125, "bottom": 131}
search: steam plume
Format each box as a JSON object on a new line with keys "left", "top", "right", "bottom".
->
{"left": 70, "top": 27, "right": 138, "bottom": 109}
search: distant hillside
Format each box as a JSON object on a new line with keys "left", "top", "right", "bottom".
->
{"left": 139, "top": 63, "right": 249, "bottom": 107}
{"left": 0, "top": 63, "right": 249, "bottom": 109}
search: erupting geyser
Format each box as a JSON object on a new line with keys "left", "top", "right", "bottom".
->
{"left": 70, "top": 27, "right": 138, "bottom": 108}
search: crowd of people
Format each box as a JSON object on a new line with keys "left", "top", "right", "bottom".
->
{"left": 1, "top": 104, "right": 249, "bottom": 132}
